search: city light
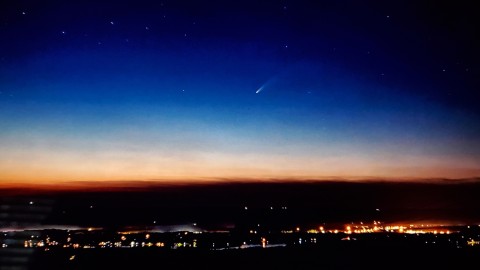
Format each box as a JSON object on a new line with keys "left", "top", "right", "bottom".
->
{"left": 2, "top": 222, "right": 475, "bottom": 253}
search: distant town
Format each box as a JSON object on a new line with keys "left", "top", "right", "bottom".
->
{"left": 2, "top": 222, "right": 479, "bottom": 251}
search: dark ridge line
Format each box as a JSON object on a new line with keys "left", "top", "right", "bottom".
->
{"left": 1, "top": 177, "right": 479, "bottom": 196}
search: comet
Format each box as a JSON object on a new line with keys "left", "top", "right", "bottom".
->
{"left": 255, "top": 86, "right": 264, "bottom": 94}
{"left": 256, "top": 75, "right": 278, "bottom": 94}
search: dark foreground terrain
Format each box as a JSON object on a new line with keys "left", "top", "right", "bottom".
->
{"left": 26, "top": 243, "right": 478, "bottom": 270}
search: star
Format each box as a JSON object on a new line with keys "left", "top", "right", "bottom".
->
{"left": 61, "top": 31, "right": 66, "bottom": 34}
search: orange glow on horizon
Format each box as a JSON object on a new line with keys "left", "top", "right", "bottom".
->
{"left": 1, "top": 141, "right": 480, "bottom": 187}
{"left": 1, "top": 147, "right": 480, "bottom": 190}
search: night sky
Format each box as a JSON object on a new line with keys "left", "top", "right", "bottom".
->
{"left": 1, "top": 0, "right": 480, "bottom": 185}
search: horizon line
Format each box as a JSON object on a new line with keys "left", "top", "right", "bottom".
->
{"left": 1, "top": 176, "right": 480, "bottom": 194}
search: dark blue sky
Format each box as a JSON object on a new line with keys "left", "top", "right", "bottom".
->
{"left": 1, "top": 0, "right": 479, "bottom": 184}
